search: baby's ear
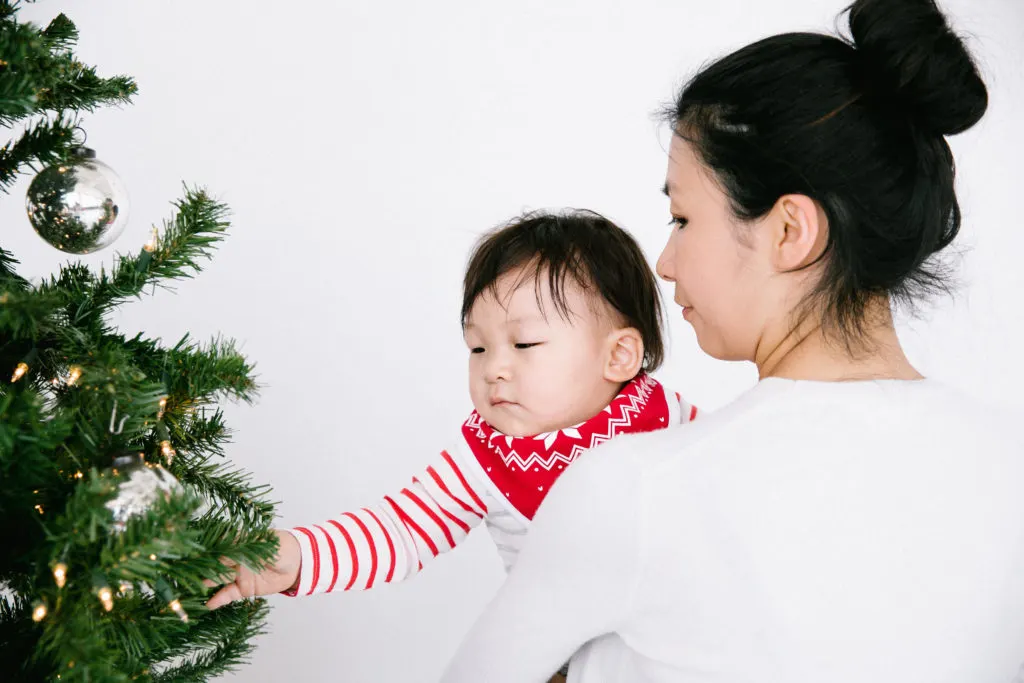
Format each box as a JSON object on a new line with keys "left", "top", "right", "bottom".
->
{"left": 604, "top": 327, "right": 644, "bottom": 383}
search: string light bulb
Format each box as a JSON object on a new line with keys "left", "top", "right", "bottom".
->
{"left": 31, "top": 602, "right": 48, "bottom": 622}
{"left": 97, "top": 586, "right": 113, "bottom": 612}
{"left": 143, "top": 228, "right": 158, "bottom": 253}
{"left": 157, "top": 396, "right": 167, "bottom": 419}
{"left": 11, "top": 362, "right": 28, "bottom": 382}
{"left": 168, "top": 599, "right": 189, "bottom": 622}
{"left": 53, "top": 563, "right": 68, "bottom": 588}
{"left": 67, "top": 366, "right": 82, "bottom": 385}
{"left": 160, "top": 440, "right": 176, "bottom": 464}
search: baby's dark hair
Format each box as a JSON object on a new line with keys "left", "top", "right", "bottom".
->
{"left": 462, "top": 209, "right": 665, "bottom": 373}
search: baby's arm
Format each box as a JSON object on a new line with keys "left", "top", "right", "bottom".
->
{"left": 285, "top": 448, "right": 490, "bottom": 596}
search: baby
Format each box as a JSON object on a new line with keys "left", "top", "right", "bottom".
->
{"left": 207, "top": 210, "right": 699, "bottom": 660}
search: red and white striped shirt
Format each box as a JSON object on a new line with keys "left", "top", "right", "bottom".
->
{"left": 285, "top": 374, "right": 698, "bottom": 596}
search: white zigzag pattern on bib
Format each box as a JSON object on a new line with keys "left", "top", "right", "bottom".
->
{"left": 466, "top": 375, "right": 658, "bottom": 472}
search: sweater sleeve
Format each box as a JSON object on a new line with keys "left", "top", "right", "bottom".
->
{"left": 440, "top": 435, "right": 645, "bottom": 683}
{"left": 284, "top": 447, "right": 491, "bottom": 596}
{"left": 675, "top": 389, "right": 700, "bottom": 424}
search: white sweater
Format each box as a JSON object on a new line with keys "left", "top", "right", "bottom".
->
{"left": 441, "top": 377, "right": 1024, "bottom": 683}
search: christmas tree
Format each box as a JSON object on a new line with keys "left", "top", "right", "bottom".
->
{"left": 0, "top": 4, "right": 278, "bottom": 681}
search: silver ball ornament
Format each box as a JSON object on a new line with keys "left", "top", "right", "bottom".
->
{"left": 104, "top": 453, "right": 181, "bottom": 534}
{"left": 25, "top": 147, "right": 130, "bottom": 254}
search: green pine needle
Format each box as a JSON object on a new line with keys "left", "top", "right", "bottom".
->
{"left": 0, "top": 6, "right": 277, "bottom": 681}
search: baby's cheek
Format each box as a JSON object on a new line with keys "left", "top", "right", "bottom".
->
{"left": 522, "top": 358, "right": 561, "bottom": 393}
{"left": 468, "top": 382, "right": 489, "bottom": 415}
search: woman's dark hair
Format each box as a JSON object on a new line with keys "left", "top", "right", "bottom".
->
{"left": 663, "top": 0, "right": 988, "bottom": 349}
{"left": 462, "top": 209, "right": 665, "bottom": 373}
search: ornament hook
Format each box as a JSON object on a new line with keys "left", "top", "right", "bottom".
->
{"left": 69, "top": 126, "right": 95, "bottom": 159}
{"left": 71, "top": 124, "right": 88, "bottom": 148}
{"left": 109, "top": 401, "right": 129, "bottom": 434}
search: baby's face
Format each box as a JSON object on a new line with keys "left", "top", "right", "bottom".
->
{"left": 463, "top": 267, "right": 620, "bottom": 437}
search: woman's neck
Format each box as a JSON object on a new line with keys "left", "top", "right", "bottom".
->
{"left": 756, "top": 299, "right": 924, "bottom": 382}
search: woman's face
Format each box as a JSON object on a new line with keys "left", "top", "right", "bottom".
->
{"left": 656, "top": 136, "right": 776, "bottom": 362}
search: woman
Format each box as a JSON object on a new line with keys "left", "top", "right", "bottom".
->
{"left": 441, "top": 0, "right": 1024, "bottom": 681}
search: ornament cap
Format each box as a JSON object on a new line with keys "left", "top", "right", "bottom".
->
{"left": 111, "top": 452, "right": 144, "bottom": 469}
{"left": 71, "top": 146, "right": 96, "bottom": 159}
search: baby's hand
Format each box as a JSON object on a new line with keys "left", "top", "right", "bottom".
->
{"left": 206, "top": 529, "right": 301, "bottom": 609}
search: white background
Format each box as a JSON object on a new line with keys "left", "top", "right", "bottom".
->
{"left": 3, "top": 1, "right": 1022, "bottom": 680}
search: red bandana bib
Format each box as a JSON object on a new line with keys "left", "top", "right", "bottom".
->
{"left": 460, "top": 374, "right": 671, "bottom": 520}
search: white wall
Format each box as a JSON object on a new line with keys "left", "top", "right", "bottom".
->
{"left": 3, "top": 1, "right": 1021, "bottom": 680}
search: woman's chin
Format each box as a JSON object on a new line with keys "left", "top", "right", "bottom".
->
{"left": 693, "top": 330, "right": 741, "bottom": 363}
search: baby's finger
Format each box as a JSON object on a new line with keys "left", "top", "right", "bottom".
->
{"left": 203, "top": 559, "right": 239, "bottom": 588}
{"left": 206, "top": 584, "right": 242, "bottom": 610}
{"left": 236, "top": 566, "right": 256, "bottom": 600}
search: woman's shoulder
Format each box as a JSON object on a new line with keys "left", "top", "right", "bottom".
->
{"left": 598, "top": 376, "right": 1021, "bottom": 476}
{"left": 755, "top": 376, "right": 1019, "bottom": 432}
{"left": 579, "top": 375, "right": 1019, "bottom": 461}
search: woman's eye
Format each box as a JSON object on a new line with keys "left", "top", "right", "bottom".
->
{"left": 514, "top": 343, "right": 540, "bottom": 350}
{"left": 668, "top": 216, "right": 689, "bottom": 230}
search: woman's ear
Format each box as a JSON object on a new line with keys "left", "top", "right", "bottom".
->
{"left": 770, "top": 194, "right": 828, "bottom": 271}
{"left": 604, "top": 327, "right": 644, "bottom": 382}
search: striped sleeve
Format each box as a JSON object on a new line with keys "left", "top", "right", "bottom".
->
{"left": 675, "top": 390, "right": 700, "bottom": 424}
{"left": 284, "top": 446, "right": 490, "bottom": 597}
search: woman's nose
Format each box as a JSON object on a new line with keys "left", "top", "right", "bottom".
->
{"left": 656, "top": 243, "right": 675, "bottom": 282}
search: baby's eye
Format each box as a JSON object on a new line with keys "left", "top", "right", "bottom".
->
{"left": 514, "top": 343, "right": 541, "bottom": 350}
{"left": 471, "top": 347, "right": 485, "bottom": 354}
{"left": 668, "top": 216, "right": 689, "bottom": 230}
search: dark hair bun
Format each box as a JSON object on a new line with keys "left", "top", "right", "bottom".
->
{"left": 847, "top": 0, "right": 988, "bottom": 135}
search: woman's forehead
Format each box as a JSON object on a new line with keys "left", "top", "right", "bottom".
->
{"left": 665, "top": 139, "right": 701, "bottom": 191}
{"left": 666, "top": 141, "right": 731, "bottom": 208}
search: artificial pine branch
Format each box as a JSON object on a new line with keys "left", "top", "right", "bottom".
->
{"left": 0, "top": 6, "right": 277, "bottom": 681}
{"left": 0, "top": 19, "right": 49, "bottom": 122}
{"left": 0, "top": 114, "right": 77, "bottom": 188}
{"left": 52, "top": 188, "right": 232, "bottom": 329}
{"left": 34, "top": 14, "right": 136, "bottom": 113}
{"left": 0, "top": 246, "right": 29, "bottom": 286}
{"left": 149, "top": 600, "right": 269, "bottom": 683}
